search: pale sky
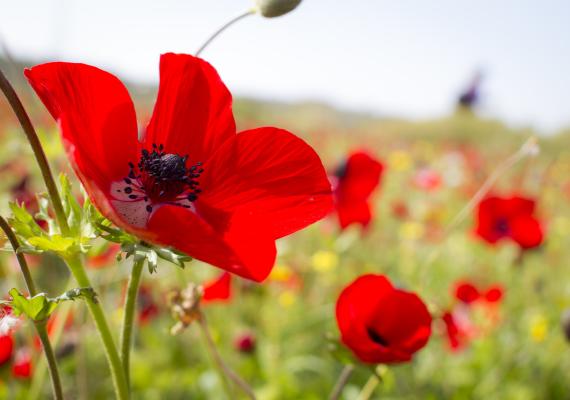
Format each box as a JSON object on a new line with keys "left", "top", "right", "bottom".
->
{"left": 1, "top": 0, "right": 569, "bottom": 134}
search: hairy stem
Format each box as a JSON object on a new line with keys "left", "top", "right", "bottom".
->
{"left": 66, "top": 255, "right": 129, "bottom": 400}
{"left": 120, "top": 257, "right": 145, "bottom": 388}
{"left": 0, "top": 215, "right": 63, "bottom": 400}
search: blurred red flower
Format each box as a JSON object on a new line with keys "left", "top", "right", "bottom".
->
{"left": 413, "top": 168, "right": 442, "bottom": 191}
{"left": 234, "top": 332, "right": 256, "bottom": 354}
{"left": 26, "top": 53, "right": 332, "bottom": 282}
{"left": 332, "top": 151, "right": 384, "bottom": 230}
{"left": 335, "top": 274, "right": 432, "bottom": 364}
{"left": 441, "top": 311, "right": 471, "bottom": 351}
{"left": 0, "top": 334, "right": 14, "bottom": 366}
{"left": 202, "top": 272, "right": 232, "bottom": 303}
{"left": 474, "top": 195, "right": 544, "bottom": 250}
{"left": 138, "top": 286, "right": 159, "bottom": 325}
{"left": 454, "top": 281, "right": 481, "bottom": 304}
{"left": 87, "top": 243, "right": 120, "bottom": 269}
{"left": 483, "top": 285, "right": 504, "bottom": 303}
{"left": 11, "top": 349, "right": 32, "bottom": 379}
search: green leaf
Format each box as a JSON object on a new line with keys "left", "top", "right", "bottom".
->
{"left": 9, "top": 288, "right": 58, "bottom": 321}
{"left": 8, "top": 287, "right": 98, "bottom": 322}
{"left": 28, "top": 235, "right": 77, "bottom": 255}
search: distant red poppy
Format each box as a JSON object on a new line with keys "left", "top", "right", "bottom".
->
{"left": 332, "top": 151, "right": 384, "bottom": 229}
{"left": 202, "top": 272, "right": 232, "bottom": 303}
{"left": 413, "top": 168, "right": 442, "bottom": 191}
{"left": 26, "top": 53, "right": 332, "bottom": 282}
{"left": 0, "top": 334, "right": 14, "bottom": 366}
{"left": 454, "top": 281, "right": 481, "bottom": 305}
{"left": 441, "top": 311, "right": 470, "bottom": 351}
{"left": 335, "top": 274, "right": 432, "bottom": 364}
{"left": 234, "top": 332, "right": 256, "bottom": 354}
{"left": 483, "top": 285, "right": 504, "bottom": 303}
{"left": 11, "top": 350, "right": 32, "bottom": 379}
{"left": 475, "top": 195, "right": 543, "bottom": 250}
{"left": 138, "top": 286, "right": 159, "bottom": 325}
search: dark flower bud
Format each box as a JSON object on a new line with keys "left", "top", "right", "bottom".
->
{"left": 234, "top": 333, "right": 256, "bottom": 353}
{"left": 255, "top": 0, "right": 302, "bottom": 18}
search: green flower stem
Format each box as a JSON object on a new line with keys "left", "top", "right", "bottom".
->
{"left": 0, "top": 215, "right": 63, "bottom": 400}
{"left": 34, "top": 321, "right": 64, "bottom": 400}
{"left": 66, "top": 255, "right": 129, "bottom": 400}
{"left": 120, "top": 257, "right": 145, "bottom": 387}
{"left": 198, "top": 313, "right": 256, "bottom": 400}
{"left": 328, "top": 365, "right": 355, "bottom": 400}
{"left": 195, "top": 9, "right": 255, "bottom": 56}
{"left": 0, "top": 67, "right": 69, "bottom": 235}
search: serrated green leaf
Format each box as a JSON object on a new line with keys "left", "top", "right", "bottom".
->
{"left": 28, "top": 235, "right": 76, "bottom": 254}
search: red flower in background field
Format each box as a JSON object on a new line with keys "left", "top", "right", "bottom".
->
{"left": 441, "top": 310, "right": 473, "bottom": 351}
{"left": 138, "top": 286, "right": 159, "bottom": 325}
{"left": 332, "top": 151, "right": 383, "bottom": 230}
{"left": 413, "top": 168, "right": 442, "bottom": 191}
{"left": 11, "top": 349, "right": 32, "bottom": 379}
{"left": 475, "top": 195, "right": 544, "bottom": 250}
{"left": 0, "top": 334, "right": 14, "bottom": 366}
{"left": 453, "top": 280, "right": 504, "bottom": 306}
{"left": 26, "top": 53, "right": 332, "bottom": 282}
{"left": 202, "top": 272, "right": 232, "bottom": 303}
{"left": 335, "top": 274, "right": 432, "bottom": 364}
{"left": 454, "top": 281, "right": 480, "bottom": 305}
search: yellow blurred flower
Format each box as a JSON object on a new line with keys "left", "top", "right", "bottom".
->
{"left": 278, "top": 290, "right": 297, "bottom": 308}
{"left": 529, "top": 315, "right": 548, "bottom": 343}
{"left": 398, "top": 221, "right": 425, "bottom": 241}
{"left": 311, "top": 250, "right": 339, "bottom": 272}
{"left": 269, "top": 264, "right": 293, "bottom": 282}
{"left": 388, "top": 150, "right": 412, "bottom": 172}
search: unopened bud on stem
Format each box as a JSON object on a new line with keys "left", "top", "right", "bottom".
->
{"left": 255, "top": 0, "right": 302, "bottom": 18}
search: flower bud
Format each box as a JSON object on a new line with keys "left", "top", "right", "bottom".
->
{"left": 255, "top": 0, "right": 302, "bottom": 18}
{"left": 234, "top": 333, "right": 256, "bottom": 354}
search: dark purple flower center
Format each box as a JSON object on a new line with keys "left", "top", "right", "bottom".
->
{"left": 494, "top": 218, "right": 510, "bottom": 236}
{"left": 117, "top": 143, "right": 203, "bottom": 213}
{"left": 367, "top": 327, "right": 389, "bottom": 347}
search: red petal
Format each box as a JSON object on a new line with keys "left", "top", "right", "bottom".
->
{"left": 146, "top": 206, "right": 276, "bottom": 282}
{"left": 25, "top": 62, "right": 138, "bottom": 188}
{"left": 335, "top": 151, "right": 383, "bottom": 201}
{"left": 143, "top": 53, "right": 235, "bottom": 164}
{"left": 336, "top": 201, "right": 372, "bottom": 229}
{"left": 510, "top": 215, "right": 544, "bottom": 249}
{"left": 202, "top": 272, "right": 232, "bottom": 303}
{"left": 199, "top": 127, "right": 333, "bottom": 239}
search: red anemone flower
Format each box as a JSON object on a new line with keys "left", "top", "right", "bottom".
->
{"left": 332, "top": 151, "right": 383, "bottom": 230}
{"left": 25, "top": 53, "right": 332, "bottom": 282}
{"left": 335, "top": 274, "right": 432, "bottom": 364}
{"left": 474, "top": 195, "right": 543, "bottom": 250}
{"left": 202, "top": 272, "right": 232, "bottom": 303}
{"left": 441, "top": 311, "right": 471, "bottom": 351}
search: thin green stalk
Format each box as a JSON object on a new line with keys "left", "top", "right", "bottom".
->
{"left": 120, "top": 257, "right": 145, "bottom": 388}
{"left": 198, "top": 313, "right": 256, "bottom": 400}
{"left": 195, "top": 9, "right": 255, "bottom": 56}
{"left": 34, "top": 322, "right": 64, "bottom": 400}
{"left": 0, "top": 68, "right": 69, "bottom": 235}
{"left": 329, "top": 365, "right": 355, "bottom": 400}
{"left": 66, "top": 255, "right": 129, "bottom": 400}
{"left": 0, "top": 215, "right": 63, "bottom": 400}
